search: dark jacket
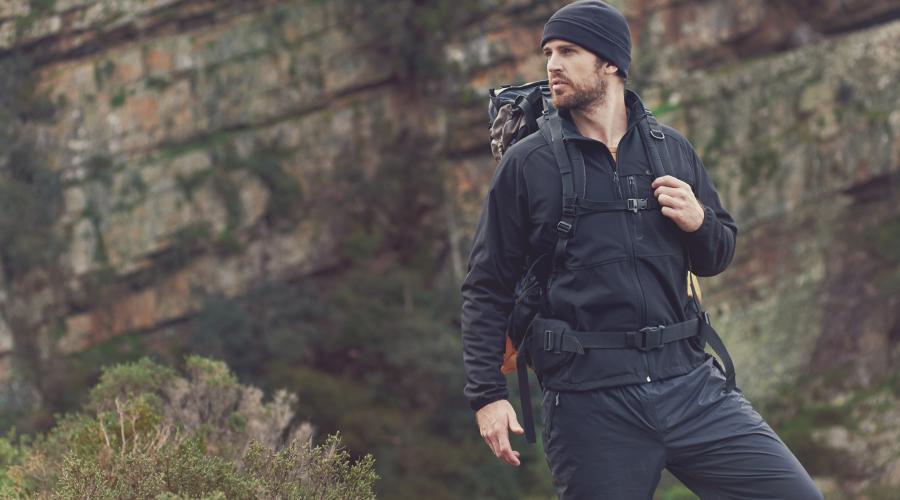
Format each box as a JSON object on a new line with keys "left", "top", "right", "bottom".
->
{"left": 461, "top": 89, "right": 737, "bottom": 411}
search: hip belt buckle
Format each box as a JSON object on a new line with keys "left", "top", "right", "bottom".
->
{"left": 543, "top": 329, "right": 563, "bottom": 353}
{"left": 630, "top": 325, "right": 665, "bottom": 351}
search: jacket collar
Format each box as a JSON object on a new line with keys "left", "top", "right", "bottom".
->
{"left": 557, "top": 88, "right": 649, "bottom": 143}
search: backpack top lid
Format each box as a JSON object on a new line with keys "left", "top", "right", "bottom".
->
{"left": 488, "top": 81, "right": 553, "bottom": 161}
{"left": 488, "top": 80, "right": 551, "bottom": 124}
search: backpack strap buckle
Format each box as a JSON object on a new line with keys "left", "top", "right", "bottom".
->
{"left": 627, "top": 198, "right": 648, "bottom": 213}
{"left": 629, "top": 325, "right": 666, "bottom": 351}
{"left": 543, "top": 329, "right": 563, "bottom": 353}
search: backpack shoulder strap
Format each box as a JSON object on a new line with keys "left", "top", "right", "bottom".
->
{"left": 640, "top": 110, "right": 738, "bottom": 392}
{"left": 512, "top": 111, "right": 582, "bottom": 444}
{"left": 637, "top": 108, "right": 670, "bottom": 179}
{"left": 517, "top": 89, "right": 542, "bottom": 134}
{"left": 538, "top": 111, "right": 582, "bottom": 273}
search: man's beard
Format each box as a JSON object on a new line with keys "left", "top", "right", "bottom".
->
{"left": 551, "top": 74, "right": 608, "bottom": 112}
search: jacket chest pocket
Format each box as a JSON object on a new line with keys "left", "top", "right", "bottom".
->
{"left": 624, "top": 173, "right": 650, "bottom": 241}
{"left": 625, "top": 173, "right": 687, "bottom": 257}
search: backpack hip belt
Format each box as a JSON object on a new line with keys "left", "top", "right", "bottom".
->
{"left": 534, "top": 317, "right": 701, "bottom": 355}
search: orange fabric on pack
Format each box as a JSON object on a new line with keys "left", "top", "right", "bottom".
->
{"left": 501, "top": 335, "right": 518, "bottom": 374}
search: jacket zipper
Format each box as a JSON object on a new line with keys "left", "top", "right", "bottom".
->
{"left": 605, "top": 133, "right": 653, "bottom": 383}
{"left": 545, "top": 390, "right": 560, "bottom": 441}
{"left": 628, "top": 176, "right": 644, "bottom": 241}
{"left": 612, "top": 170, "right": 623, "bottom": 199}
{"left": 625, "top": 174, "right": 651, "bottom": 382}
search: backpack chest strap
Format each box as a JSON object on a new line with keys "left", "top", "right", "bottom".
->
{"left": 576, "top": 197, "right": 660, "bottom": 215}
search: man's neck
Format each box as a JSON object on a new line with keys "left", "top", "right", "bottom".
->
{"left": 569, "top": 87, "right": 628, "bottom": 148}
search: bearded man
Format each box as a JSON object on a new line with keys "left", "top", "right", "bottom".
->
{"left": 460, "top": 1, "right": 823, "bottom": 498}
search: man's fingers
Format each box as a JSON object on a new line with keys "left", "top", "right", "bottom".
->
{"left": 497, "top": 432, "right": 521, "bottom": 467}
{"left": 657, "top": 193, "right": 685, "bottom": 209}
{"left": 508, "top": 407, "right": 525, "bottom": 435}
{"left": 653, "top": 185, "right": 684, "bottom": 199}
{"left": 654, "top": 186, "right": 694, "bottom": 205}
{"left": 501, "top": 448, "right": 521, "bottom": 466}
{"left": 480, "top": 428, "right": 497, "bottom": 454}
{"left": 661, "top": 206, "right": 677, "bottom": 219}
{"left": 482, "top": 425, "right": 506, "bottom": 458}
{"left": 481, "top": 424, "right": 521, "bottom": 466}
{"left": 482, "top": 430, "right": 501, "bottom": 457}
{"left": 651, "top": 175, "right": 687, "bottom": 189}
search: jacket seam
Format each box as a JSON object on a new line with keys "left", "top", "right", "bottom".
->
{"left": 561, "top": 256, "right": 630, "bottom": 271}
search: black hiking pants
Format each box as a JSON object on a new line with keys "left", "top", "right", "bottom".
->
{"left": 541, "top": 357, "right": 823, "bottom": 499}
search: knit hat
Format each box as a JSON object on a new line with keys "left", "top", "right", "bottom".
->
{"left": 541, "top": 0, "right": 632, "bottom": 78}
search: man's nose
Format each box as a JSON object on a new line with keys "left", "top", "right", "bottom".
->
{"left": 546, "top": 52, "right": 562, "bottom": 74}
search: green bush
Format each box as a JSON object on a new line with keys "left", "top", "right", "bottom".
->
{"left": 0, "top": 356, "right": 377, "bottom": 499}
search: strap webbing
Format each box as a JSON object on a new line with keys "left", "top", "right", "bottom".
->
{"left": 542, "top": 113, "right": 580, "bottom": 272}
{"left": 639, "top": 109, "right": 737, "bottom": 393}
{"left": 515, "top": 336, "right": 536, "bottom": 443}
{"left": 516, "top": 91, "right": 540, "bottom": 135}
{"left": 577, "top": 197, "right": 660, "bottom": 215}
{"left": 637, "top": 110, "right": 669, "bottom": 179}
{"left": 517, "top": 112, "right": 583, "bottom": 444}
{"left": 534, "top": 317, "right": 700, "bottom": 354}
{"left": 519, "top": 112, "right": 582, "bottom": 445}
{"left": 700, "top": 315, "right": 736, "bottom": 392}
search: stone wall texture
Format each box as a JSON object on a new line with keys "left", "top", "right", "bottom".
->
{"left": 1, "top": 0, "right": 898, "bottom": 496}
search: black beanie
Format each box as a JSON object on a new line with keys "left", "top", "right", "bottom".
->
{"left": 541, "top": 0, "right": 632, "bottom": 78}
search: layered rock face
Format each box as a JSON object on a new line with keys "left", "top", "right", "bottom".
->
{"left": 0, "top": 0, "right": 898, "bottom": 495}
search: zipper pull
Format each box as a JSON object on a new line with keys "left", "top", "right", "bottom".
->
{"left": 612, "top": 171, "right": 622, "bottom": 199}
{"left": 555, "top": 392, "right": 560, "bottom": 407}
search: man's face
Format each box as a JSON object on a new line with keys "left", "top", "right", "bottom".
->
{"left": 542, "top": 39, "right": 611, "bottom": 112}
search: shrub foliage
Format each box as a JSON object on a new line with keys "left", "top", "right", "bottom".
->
{"left": 0, "top": 356, "right": 377, "bottom": 499}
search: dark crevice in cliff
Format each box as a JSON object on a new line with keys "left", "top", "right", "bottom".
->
{"left": 808, "top": 169, "right": 900, "bottom": 382}
{"left": 841, "top": 169, "right": 900, "bottom": 204}
{"left": 631, "top": 0, "right": 900, "bottom": 74}
{"left": 819, "top": 6, "right": 900, "bottom": 35}
{"left": 1, "top": 0, "right": 283, "bottom": 68}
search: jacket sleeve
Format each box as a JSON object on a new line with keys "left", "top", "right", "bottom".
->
{"left": 683, "top": 146, "right": 738, "bottom": 277}
{"left": 460, "top": 152, "right": 530, "bottom": 412}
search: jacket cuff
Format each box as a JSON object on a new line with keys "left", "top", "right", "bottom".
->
{"left": 469, "top": 392, "right": 508, "bottom": 412}
{"left": 685, "top": 204, "right": 715, "bottom": 241}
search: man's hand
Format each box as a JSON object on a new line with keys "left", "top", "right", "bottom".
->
{"left": 476, "top": 399, "right": 524, "bottom": 466}
{"left": 651, "top": 175, "right": 704, "bottom": 232}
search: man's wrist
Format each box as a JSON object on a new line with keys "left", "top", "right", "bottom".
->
{"left": 470, "top": 394, "right": 508, "bottom": 412}
{"left": 686, "top": 205, "right": 714, "bottom": 236}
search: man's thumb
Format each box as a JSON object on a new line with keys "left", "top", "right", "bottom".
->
{"left": 508, "top": 407, "right": 525, "bottom": 434}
